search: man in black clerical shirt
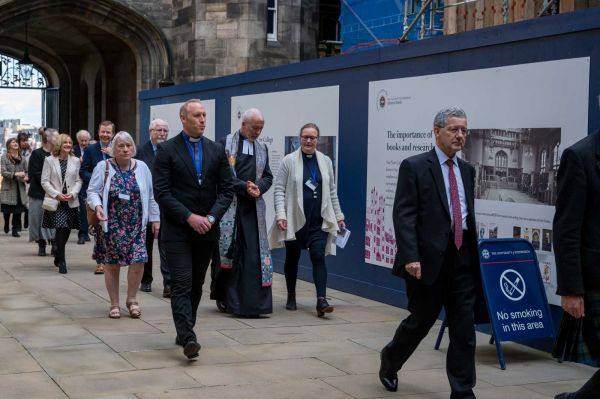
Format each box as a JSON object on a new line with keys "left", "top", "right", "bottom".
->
{"left": 153, "top": 99, "right": 233, "bottom": 360}
{"left": 213, "top": 108, "right": 273, "bottom": 317}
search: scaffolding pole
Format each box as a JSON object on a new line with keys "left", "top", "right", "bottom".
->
{"left": 399, "top": 0, "right": 434, "bottom": 42}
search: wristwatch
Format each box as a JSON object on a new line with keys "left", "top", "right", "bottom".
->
{"left": 207, "top": 215, "right": 216, "bottom": 225}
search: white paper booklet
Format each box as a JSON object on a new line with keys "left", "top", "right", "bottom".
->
{"left": 336, "top": 228, "right": 351, "bottom": 249}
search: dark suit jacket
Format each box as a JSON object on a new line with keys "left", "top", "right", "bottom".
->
{"left": 73, "top": 145, "right": 83, "bottom": 158}
{"left": 136, "top": 141, "right": 157, "bottom": 172}
{"left": 27, "top": 147, "right": 52, "bottom": 199}
{"left": 80, "top": 142, "right": 109, "bottom": 188}
{"left": 153, "top": 132, "right": 234, "bottom": 242}
{"left": 553, "top": 129, "right": 600, "bottom": 295}
{"left": 392, "top": 148, "right": 479, "bottom": 285}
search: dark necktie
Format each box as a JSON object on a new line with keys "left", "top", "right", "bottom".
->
{"left": 446, "top": 159, "right": 463, "bottom": 249}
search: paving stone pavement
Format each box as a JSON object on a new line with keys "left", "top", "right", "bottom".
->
{"left": 0, "top": 231, "right": 595, "bottom": 398}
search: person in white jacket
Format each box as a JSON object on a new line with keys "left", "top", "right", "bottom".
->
{"left": 40, "top": 134, "right": 82, "bottom": 274}
{"left": 269, "top": 123, "right": 345, "bottom": 317}
{"left": 87, "top": 131, "right": 160, "bottom": 319}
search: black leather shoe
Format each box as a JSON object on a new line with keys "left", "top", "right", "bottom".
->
{"left": 216, "top": 300, "right": 227, "bottom": 313}
{"left": 12, "top": 231, "right": 20, "bottom": 237}
{"left": 286, "top": 293, "right": 297, "bottom": 311}
{"left": 77, "top": 236, "right": 85, "bottom": 245}
{"left": 58, "top": 261, "right": 67, "bottom": 274}
{"left": 37, "top": 241, "right": 46, "bottom": 257}
{"left": 162, "top": 284, "right": 171, "bottom": 298}
{"left": 140, "top": 282, "right": 152, "bottom": 292}
{"left": 316, "top": 297, "right": 334, "bottom": 317}
{"left": 183, "top": 341, "right": 201, "bottom": 359}
{"left": 379, "top": 351, "right": 398, "bottom": 392}
{"left": 4, "top": 225, "right": 9, "bottom": 234}
{"left": 554, "top": 393, "right": 577, "bottom": 399}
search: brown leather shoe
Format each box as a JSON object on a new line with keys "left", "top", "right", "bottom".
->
{"left": 94, "top": 264, "right": 105, "bottom": 274}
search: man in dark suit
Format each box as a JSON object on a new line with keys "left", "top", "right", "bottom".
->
{"left": 553, "top": 128, "right": 600, "bottom": 399}
{"left": 153, "top": 99, "right": 234, "bottom": 359}
{"left": 136, "top": 118, "right": 170, "bottom": 296}
{"left": 80, "top": 121, "right": 115, "bottom": 274}
{"left": 73, "top": 130, "right": 91, "bottom": 244}
{"left": 379, "top": 108, "right": 481, "bottom": 399}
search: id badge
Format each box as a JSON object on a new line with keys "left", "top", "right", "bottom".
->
{"left": 118, "top": 192, "right": 130, "bottom": 201}
{"left": 305, "top": 179, "right": 317, "bottom": 191}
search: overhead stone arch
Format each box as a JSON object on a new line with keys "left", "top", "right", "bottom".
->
{"left": 0, "top": 0, "right": 173, "bottom": 138}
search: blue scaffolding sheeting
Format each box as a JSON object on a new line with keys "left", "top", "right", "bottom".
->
{"left": 340, "top": 0, "right": 443, "bottom": 54}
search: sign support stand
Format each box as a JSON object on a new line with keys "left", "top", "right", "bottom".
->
{"left": 434, "top": 238, "right": 553, "bottom": 370}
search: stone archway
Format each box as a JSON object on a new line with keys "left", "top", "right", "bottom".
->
{"left": 0, "top": 0, "right": 172, "bottom": 140}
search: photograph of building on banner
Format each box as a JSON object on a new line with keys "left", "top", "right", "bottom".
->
{"left": 364, "top": 57, "right": 590, "bottom": 306}
{"left": 462, "top": 128, "right": 561, "bottom": 206}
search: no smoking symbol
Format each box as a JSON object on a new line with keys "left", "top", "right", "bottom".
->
{"left": 500, "top": 269, "right": 526, "bottom": 301}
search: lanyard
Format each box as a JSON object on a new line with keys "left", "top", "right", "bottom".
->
{"left": 307, "top": 157, "right": 318, "bottom": 183}
{"left": 115, "top": 160, "right": 132, "bottom": 189}
{"left": 183, "top": 135, "right": 203, "bottom": 182}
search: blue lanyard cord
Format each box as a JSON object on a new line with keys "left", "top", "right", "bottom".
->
{"left": 184, "top": 136, "right": 203, "bottom": 180}
{"left": 307, "top": 158, "right": 318, "bottom": 183}
{"left": 114, "top": 161, "right": 132, "bottom": 187}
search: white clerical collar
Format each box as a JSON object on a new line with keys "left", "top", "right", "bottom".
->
{"left": 242, "top": 139, "right": 254, "bottom": 156}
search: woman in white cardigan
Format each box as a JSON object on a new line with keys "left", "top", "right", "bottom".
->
{"left": 41, "top": 134, "right": 82, "bottom": 274}
{"left": 269, "top": 123, "right": 345, "bottom": 317}
{"left": 87, "top": 131, "right": 160, "bottom": 319}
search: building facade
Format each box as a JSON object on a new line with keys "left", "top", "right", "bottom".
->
{"left": 0, "top": 0, "right": 324, "bottom": 138}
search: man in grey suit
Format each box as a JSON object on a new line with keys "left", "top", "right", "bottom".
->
{"left": 379, "top": 107, "right": 482, "bottom": 399}
{"left": 553, "top": 128, "right": 600, "bottom": 399}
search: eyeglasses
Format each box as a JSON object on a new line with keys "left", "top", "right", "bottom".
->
{"left": 300, "top": 135, "right": 318, "bottom": 142}
{"left": 153, "top": 128, "right": 169, "bottom": 133}
{"left": 445, "top": 126, "right": 469, "bottom": 136}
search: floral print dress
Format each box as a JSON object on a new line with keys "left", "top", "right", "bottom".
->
{"left": 92, "top": 162, "right": 147, "bottom": 266}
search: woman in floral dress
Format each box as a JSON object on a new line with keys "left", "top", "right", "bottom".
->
{"left": 87, "top": 131, "right": 160, "bottom": 319}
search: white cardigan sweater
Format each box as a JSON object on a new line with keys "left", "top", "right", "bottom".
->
{"left": 86, "top": 159, "right": 160, "bottom": 232}
{"left": 269, "top": 149, "right": 344, "bottom": 255}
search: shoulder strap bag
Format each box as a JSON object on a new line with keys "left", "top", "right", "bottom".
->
{"left": 86, "top": 160, "right": 110, "bottom": 226}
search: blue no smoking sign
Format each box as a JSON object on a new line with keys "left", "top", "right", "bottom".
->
{"left": 500, "top": 269, "right": 525, "bottom": 301}
{"left": 478, "top": 239, "right": 554, "bottom": 368}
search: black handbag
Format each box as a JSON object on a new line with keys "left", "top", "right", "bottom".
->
{"left": 552, "top": 312, "right": 583, "bottom": 362}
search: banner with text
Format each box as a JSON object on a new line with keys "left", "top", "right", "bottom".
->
{"left": 365, "top": 58, "right": 590, "bottom": 305}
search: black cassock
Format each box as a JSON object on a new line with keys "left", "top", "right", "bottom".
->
{"left": 219, "top": 136, "right": 273, "bottom": 316}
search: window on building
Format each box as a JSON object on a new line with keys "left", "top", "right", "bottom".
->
{"left": 495, "top": 150, "right": 508, "bottom": 178}
{"left": 267, "top": 0, "right": 277, "bottom": 42}
{"left": 540, "top": 149, "right": 547, "bottom": 173}
{"left": 552, "top": 142, "right": 560, "bottom": 169}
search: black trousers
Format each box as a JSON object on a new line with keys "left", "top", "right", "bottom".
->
{"left": 54, "top": 227, "right": 71, "bottom": 263}
{"left": 165, "top": 238, "right": 215, "bottom": 345}
{"left": 3, "top": 211, "right": 22, "bottom": 233}
{"left": 283, "top": 230, "right": 328, "bottom": 298}
{"left": 382, "top": 237, "right": 477, "bottom": 398}
{"left": 77, "top": 192, "right": 88, "bottom": 238}
{"left": 142, "top": 223, "right": 170, "bottom": 286}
